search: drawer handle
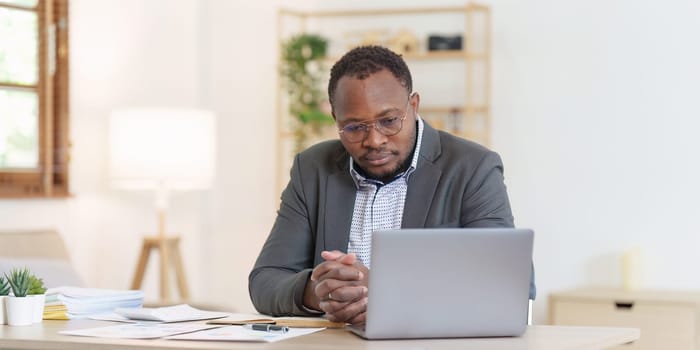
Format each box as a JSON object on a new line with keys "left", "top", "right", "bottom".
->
{"left": 615, "top": 302, "right": 634, "bottom": 310}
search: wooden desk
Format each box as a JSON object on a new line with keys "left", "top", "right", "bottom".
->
{"left": 0, "top": 320, "right": 639, "bottom": 350}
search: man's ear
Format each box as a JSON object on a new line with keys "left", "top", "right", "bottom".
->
{"left": 409, "top": 92, "right": 420, "bottom": 115}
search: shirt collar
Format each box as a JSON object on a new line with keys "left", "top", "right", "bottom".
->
{"left": 349, "top": 116, "right": 425, "bottom": 189}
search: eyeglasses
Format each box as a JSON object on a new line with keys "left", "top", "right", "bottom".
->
{"left": 337, "top": 100, "right": 411, "bottom": 143}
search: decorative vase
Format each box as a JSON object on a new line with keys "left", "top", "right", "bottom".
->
{"left": 5, "top": 296, "right": 34, "bottom": 326}
{"left": 30, "top": 294, "right": 46, "bottom": 323}
{"left": 0, "top": 295, "right": 7, "bottom": 325}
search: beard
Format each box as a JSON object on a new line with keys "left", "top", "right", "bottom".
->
{"left": 359, "top": 147, "right": 413, "bottom": 183}
{"left": 355, "top": 121, "right": 417, "bottom": 183}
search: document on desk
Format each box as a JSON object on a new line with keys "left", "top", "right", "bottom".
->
{"left": 165, "top": 325, "right": 325, "bottom": 342}
{"left": 113, "top": 304, "right": 229, "bottom": 323}
{"left": 59, "top": 323, "right": 218, "bottom": 339}
{"left": 207, "top": 313, "right": 346, "bottom": 328}
{"left": 88, "top": 313, "right": 144, "bottom": 323}
{"left": 204, "top": 312, "right": 277, "bottom": 324}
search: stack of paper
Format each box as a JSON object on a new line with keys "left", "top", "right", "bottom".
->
{"left": 44, "top": 286, "right": 144, "bottom": 320}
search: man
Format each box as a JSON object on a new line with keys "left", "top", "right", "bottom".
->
{"left": 250, "top": 45, "right": 535, "bottom": 324}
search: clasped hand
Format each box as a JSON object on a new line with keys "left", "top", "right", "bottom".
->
{"left": 306, "top": 250, "right": 369, "bottom": 324}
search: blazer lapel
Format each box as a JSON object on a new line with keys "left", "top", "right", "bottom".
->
{"left": 402, "top": 120, "right": 443, "bottom": 228}
{"left": 402, "top": 164, "right": 442, "bottom": 228}
{"left": 323, "top": 162, "right": 356, "bottom": 253}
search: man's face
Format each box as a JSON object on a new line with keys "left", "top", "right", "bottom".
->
{"left": 332, "top": 69, "right": 419, "bottom": 182}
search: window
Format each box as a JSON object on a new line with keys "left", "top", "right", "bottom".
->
{"left": 0, "top": 0, "right": 69, "bottom": 197}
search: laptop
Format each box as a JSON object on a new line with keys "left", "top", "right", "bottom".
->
{"left": 350, "top": 228, "right": 534, "bottom": 339}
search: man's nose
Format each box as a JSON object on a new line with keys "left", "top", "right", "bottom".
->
{"left": 362, "top": 124, "right": 387, "bottom": 148}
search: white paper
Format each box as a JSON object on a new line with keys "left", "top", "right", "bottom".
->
{"left": 89, "top": 312, "right": 162, "bottom": 323}
{"left": 115, "top": 304, "right": 229, "bottom": 323}
{"left": 207, "top": 312, "right": 276, "bottom": 323}
{"left": 88, "top": 312, "right": 135, "bottom": 323}
{"left": 59, "top": 323, "right": 218, "bottom": 339}
{"left": 165, "top": 325, "right": 325, "bottom": 342}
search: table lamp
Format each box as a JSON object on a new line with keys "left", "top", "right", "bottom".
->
{"left": 109, "top": 108, "right": 216, "bottom": 303}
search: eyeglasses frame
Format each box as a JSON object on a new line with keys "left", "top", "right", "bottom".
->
{"left": 336, "top": 96, "right": 414, "bottom": 143}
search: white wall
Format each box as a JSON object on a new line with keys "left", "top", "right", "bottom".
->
{"left": 195, "top": 0, "right": 283, "bottom": 311}
{"left": 491, "top": 0, "right": 700, "bottom": 323}
{"left": 1, "top": 0, "right": 699, "bottom": 321}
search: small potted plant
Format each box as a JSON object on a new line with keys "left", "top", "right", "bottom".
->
{"left": 5, "top": 267, "right": 33, "bottom": 326}
{"left": 28, "top": 274, "right": 47, "bottom": 323}
{"left": 0, "top": 275, "right": 10, "bottom": 325}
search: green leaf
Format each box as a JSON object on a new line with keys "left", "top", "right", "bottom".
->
{"left": 299, "top": 109, "right": 333, "bottom": 124}
{"left": 0, "top": 276, "right": 10, "bottom": 296}
{"left": 6, "top": 267, "right": 31, "bottom": 297}
{"left": 28, "top": 274, "right": 46, "bottom": 295}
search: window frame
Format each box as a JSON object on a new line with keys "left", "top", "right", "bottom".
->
{"left": 0, "top": 0, "right": 69, "bottom": 198}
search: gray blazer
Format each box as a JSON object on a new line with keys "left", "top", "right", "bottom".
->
{"left": 249, "top": 122, "right": 536, "bottom": 316}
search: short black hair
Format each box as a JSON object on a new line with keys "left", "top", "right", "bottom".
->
{"left": 328, "top": 45, "right": 412, "bottom": 107}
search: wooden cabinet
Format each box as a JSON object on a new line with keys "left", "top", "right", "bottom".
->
{"left": 275, "top": 4, "right": 491, "bottom": 192}
{"left": 549, "top": 288, "right": 700, "bottom": 349}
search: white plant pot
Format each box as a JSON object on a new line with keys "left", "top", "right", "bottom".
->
{"left": 5, "top": 296, "right": 34, "bottom": 326}
{"left": 0, "top": 295, "right": 7, "bottom": 325}
{"left": 31, "top": 294, "right": 46, "bottom": 323}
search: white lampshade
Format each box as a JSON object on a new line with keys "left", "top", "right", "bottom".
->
{"left": 109, "top": 108, "right": 216, "bottom": 191}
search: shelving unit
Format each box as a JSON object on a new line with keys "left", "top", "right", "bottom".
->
{"left": 276, "top": 3, "right": 491, "bottom": 192}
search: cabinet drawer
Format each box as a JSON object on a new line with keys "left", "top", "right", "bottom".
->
{"left": 551, "top": 300, "right": 696, "bottom": 350}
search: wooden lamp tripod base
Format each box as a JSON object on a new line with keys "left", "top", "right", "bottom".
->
{"left": 130, "top": 211, "right": 190, "bottom": 303}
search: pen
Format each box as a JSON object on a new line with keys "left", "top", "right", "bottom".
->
{"left": 243, "top": 323, "right": 290, "bottom": 334}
